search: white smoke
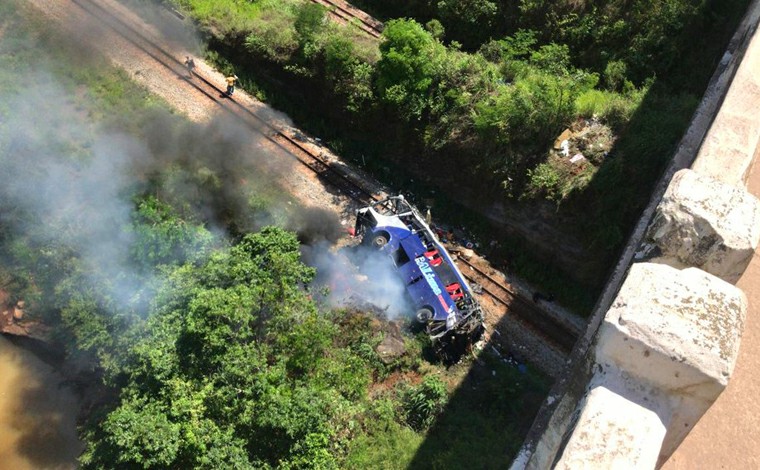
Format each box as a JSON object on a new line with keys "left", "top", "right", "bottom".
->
{"left": 0, "top": 74, "right": 159, "bottom": 306}
{"left": 302, "top": 242, "right": 414, "bottom": 319}
{"left": 120, "top": 0, "right": 204, "bottom": 56}
{"left": 0, "top": 15, "right": 407, "bottom": 324}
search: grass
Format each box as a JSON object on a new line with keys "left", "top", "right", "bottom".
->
{"left": 175, "top": 0, "right": 276, "bottom": 33}
{"left": 343, "top": 351, "right": 551, "bottom": 469}
{"left": 575, "top": 88, "right": 643, "bottom": 130}
{"left": 345, "top": 407, "right": 424, "bottom": 469}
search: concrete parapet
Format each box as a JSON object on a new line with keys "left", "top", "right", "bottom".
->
{"left": 692, "top": 8, "right": 760, "bottom": 186}
{"left": 644, "top": 169, "right": 760, "bottom": 283}
{"left": 555, "top": 263, "right": 746, "bottom": 468}
{"left": 555, "top": 367, "right": 668, "bottom": 470}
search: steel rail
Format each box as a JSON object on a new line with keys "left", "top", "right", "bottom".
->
{"left": 70, "top": 0, "right": 379, "bottom": 205}
{"left": 71, "top": 0, "right": 579, "bottom": 355}
{"left": 310, "top": 0, "right": 383, "bottom": 38}
{"left": 458, "top": 258, "right": 577, "bottom": 352}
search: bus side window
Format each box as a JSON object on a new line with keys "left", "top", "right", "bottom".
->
{"left": 392, "top": 247, "right": 411, "bottom": 267}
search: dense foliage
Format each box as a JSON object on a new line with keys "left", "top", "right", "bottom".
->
{"left": 1, "top": 7, "right": 550, "bottom": 467}
{"left": 80, "top": 227, "right": 340, "bottom": 468}
{"left": 176, "top": 0, "right": 748, "bottom": 297}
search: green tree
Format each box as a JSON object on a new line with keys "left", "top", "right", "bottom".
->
{"left": 294, "top": 2, "right": 327, "bottom": 44}
{"left": 530, "top": 43, "right": 571, "bottom": 76}
{"left": 424, "top": 19, "right": 445, "bottom": 40}
{"left": 130, "top": 195, "right": 214, "bottom": 268}
{"left": 79, "top": 227, "right": 359, "bottom": 469}
{"left": 437, "top": 0, "right": 497, "bottom": 25}
{"left": 294, "top": 2, "right": 328, "bottom": 61}
{"left": 323, "top": 34, "right": 375, "bottom": 112}
{"left": 99, "top": 397, "right": 183, "bottom": 468}
{"left": 376, "top": 19, "right": 447, "bottom": 120}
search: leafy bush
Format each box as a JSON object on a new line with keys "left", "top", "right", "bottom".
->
{"left": 529, "top": 43, "right": 571, "bottom": 75}
{"left": 424, "top": 19, "right": 445, "bottom": 40}
{"left": 130, "top": 195, "right": 214, "bottom": 268}
{"left": 526, "top": 162, "right": 561, "bottom": 201}
{"left": 604, "top": 60, "right": 627, "bottom": 91}
{"left": 474, "top": 68, "right": 581, "bottom": 152}
{"left": 400, "top": 376, "right": 448, "bottom": 431}
{"left": 376, "top": 19, "right": 447, "bottom": 121}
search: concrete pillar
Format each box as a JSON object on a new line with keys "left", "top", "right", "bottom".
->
{"left": 692, "top": 12, "right": 760, "bottom": 186}
{"left": 643, "top": 169, "right": 760, "bottom": 284}
{"left": 554, "top": 263, "right": 746, "bottom": 468}
{"left": 555, "top": 367, "right": 669, "bottom": 470}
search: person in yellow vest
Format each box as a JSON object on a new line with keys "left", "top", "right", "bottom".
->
{"left": 225, "top": 75, "right": 238, "bottom": 96}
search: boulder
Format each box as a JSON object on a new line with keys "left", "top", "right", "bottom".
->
{"left": 600, "top": 263, "right": 746, "bottom": 393}
{"left": 376, "top": 322, "right": 406, "bottom": 364}
{"left": 646, "top": 169, "right": 760, "bottom": 283}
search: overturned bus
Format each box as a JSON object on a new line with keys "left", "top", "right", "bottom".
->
{"left": 354, "top": 195, "right": 484, "bottom": 351}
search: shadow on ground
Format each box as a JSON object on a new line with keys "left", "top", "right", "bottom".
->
{"left": 407, "top": 1, "right": 751, "bottom": 467}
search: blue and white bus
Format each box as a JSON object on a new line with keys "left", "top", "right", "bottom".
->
{"left": 354, "top": 196, "right": 483, "bottom": 347}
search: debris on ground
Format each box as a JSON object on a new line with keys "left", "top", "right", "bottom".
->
{"left": 551, "top": 120, "right": 615, "bottom": 166}
{"left": 569, "top": 153, "right": 587, "bottom": 164}
{"left": 553, "top": 128, "right": 573, "bottom": 149}
{"left": 459, "top": 248, "right": 475, "bottom": 259}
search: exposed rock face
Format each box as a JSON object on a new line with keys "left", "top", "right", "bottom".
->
{"left": 646, "top": 169, "right": 760, "bottom": 283}
{"left": 376, "top": 322, "right": 406, "bottom": 364}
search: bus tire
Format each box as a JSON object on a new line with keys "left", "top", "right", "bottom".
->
{"left": 372, "top": 233, "right": 389, "bottom": 248}
{"left": 416, "top": 307, "right": 433, "bottom": 323}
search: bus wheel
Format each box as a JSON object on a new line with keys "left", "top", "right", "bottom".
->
{"left": 416, "top": 307, "right": 433, "bottom": 323}
{"left": 372, "top": 233, "right": 389, "bottom": 248}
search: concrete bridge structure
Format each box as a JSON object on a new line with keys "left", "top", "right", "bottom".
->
{"left": 511, "top": 1, "right": 760, "bottom": 468}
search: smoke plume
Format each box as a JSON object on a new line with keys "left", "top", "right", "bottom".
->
{"left": 0, "top": 11, "right": 411, "bottom": 324}
{"left": 302, "top": 241, "right": 414, "bottom": 319}
{"left": 0, "top": 66, "right": 293, "bottom": 309}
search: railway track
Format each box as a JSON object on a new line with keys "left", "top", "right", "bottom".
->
{"left": 70, "top": 0, "right": 578, "bottom": 356}
{"left": 310, "top": 0, "right": 384, "bottom": 38}
{"left": 70, "top": 0, "right": 379, "bottom": 206}
{"left": 457, "top": 257, "right": 577, "bottom": 353}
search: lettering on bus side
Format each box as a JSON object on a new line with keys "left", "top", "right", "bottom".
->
{"left": 415, "top": 256, "right": 442, "bottom": 296}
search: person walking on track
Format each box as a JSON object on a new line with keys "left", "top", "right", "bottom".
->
{"left": 225, "top": 75, "right": 238, "bottom": 96}
{"left": 184, "top": 56, "right": 196, "bottom": 78}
